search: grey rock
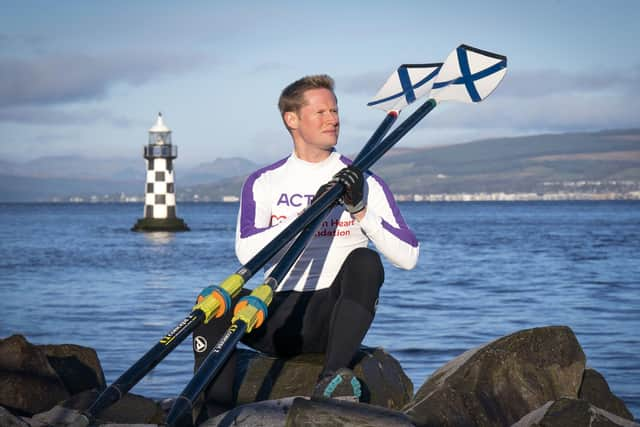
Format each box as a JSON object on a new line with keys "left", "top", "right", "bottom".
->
{"left": 15, "top": 390, "right": 165, "bottom": 426}
{"left": 200, "top": 396, "right": 298, "bottom": 427}
{"left": 579, "top": 368, "right": 634, "bottom": 420}
{"left": 403, "top": 325, "right": 586, "bottom": 427}
{"left": 285, "top": 397, "right": 415, "bottom": 427}
{"left": 56, "top": 390, "right": 165, "bottom": 425}
{"left": 0, "top": 406, "right": 31, "bottom": 427}
{"left": 200, "top": 397, "right": 416, "bottom": 427}
{"left": 0, "top": 335, "right": 106, "bottom": 416}
{"left": 234, "top": 347, "right": 412, "bottom": 410}
{"left": 40, "top": 343, "right": 106, "bottom": 395}
{"left": 0, "top": 335, "right": 70, "bottom": 415}
{"left": 511, "top": 398, "right": 640, "bottom": 427}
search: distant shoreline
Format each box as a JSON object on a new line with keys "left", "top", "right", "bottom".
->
{"left": 3, "top": 193, "right": 640, "bottom": 204}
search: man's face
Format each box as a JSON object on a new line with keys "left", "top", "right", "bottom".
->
{"left": 289, "top": 88, "right": 339, "bottom": 151}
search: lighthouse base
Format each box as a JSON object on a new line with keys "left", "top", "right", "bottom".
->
{"left": 132, "top": 217, "right": 190, "bottom": 232}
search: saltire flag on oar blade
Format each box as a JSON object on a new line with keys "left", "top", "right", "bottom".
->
{"left": 431, "top": 44, "right": 507, "bottom": 103}
{"left": 367, "top": 63, "right": 443, "bottom": 111}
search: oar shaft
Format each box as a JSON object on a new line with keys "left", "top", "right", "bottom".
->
{"left": 239, "top": 183, "right": 343, "bottom": 279}
{"left": 86, "top": 310, "right": 205, "bottom": 419}
{"left": 355, "top": 98, "right": 437, "bottom": 172}
{"left": 166, "top": 320, "right": 248, "bottom": 427}
{"left": 268, "top": 212, "right": 328, "bottom": 285}
{"left": 353, "top": 111, "right": 398, "bottom": 164}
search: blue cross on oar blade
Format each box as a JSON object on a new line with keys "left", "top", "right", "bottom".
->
{"left": 368, "top": 63, "right": 443, "bottom": 111}
{"left": 431, "top": 44, "right": 507, "bottom": 103}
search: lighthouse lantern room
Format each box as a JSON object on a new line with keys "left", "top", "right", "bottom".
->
{"left": 132, "top": 113, "right": 189, "bottom": 232}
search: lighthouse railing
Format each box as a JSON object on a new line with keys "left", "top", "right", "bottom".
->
{"left": 144, "top": 145, "right": 178, "bottom": 159}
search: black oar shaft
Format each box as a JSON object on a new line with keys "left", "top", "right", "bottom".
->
{"left": 268, "top": 213, "right": 327, "bottom": 284}
{"left": 86, "top": 310, "right": 205, "bottom": 419}
{"left": 357, "top": 99, "right": 437, "bottom": 171}
{"left": 353, "top": 111, "right": 398, "bottom": 164}
{"left": 166, "top": 320, "right": 248, "bottom": 427}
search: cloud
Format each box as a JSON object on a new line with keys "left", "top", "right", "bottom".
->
{"left": 339, "top": 70, "right": 389, "bottom": 96}
{"left": 0, "top": 50, "right": 212, "bottom": 108}
{"left": 0, "top": 32, "right": 49, "bottom": 53}
{"left": 498, "top": 66, "right": 640, "bottom": 98}
{"left": 0, "top": 106, "right": 145, "bottom": 128}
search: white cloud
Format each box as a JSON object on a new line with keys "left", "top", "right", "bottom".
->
{"left": 0, "top": 51, "right": 213, "bottom": 109}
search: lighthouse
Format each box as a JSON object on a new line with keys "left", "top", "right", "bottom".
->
{"left": 132, "top": 113, "right": 189, "bottom": 232}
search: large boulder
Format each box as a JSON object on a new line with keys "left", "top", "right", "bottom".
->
{"left": 200, "top": 397, "right": 415, "bottom": 427}
{"left": 403, "top": 326, "right": 586, "bottom": 427}
{"left": 39, "top": 343, "right": 106, "bottom": 396}
{"left": 0, "top": 335, "right": 105, "bottom": 417}
{"left": 26, "top": 390, "right": 165, "bottom": 426}
{"left": 200, "top": 397, "right": 296, "bottom": 427}
{"left": 234, "top": 346, "right": 412, "bottom": 409}
{"left": 512, "top": 398, "right": 640, "bottom": 427}
{"left": 0, "top": 406, "right": 30, "bottom": 427}
{"left": 579, "top": 368, "right": 634, "bottom": 420}
{"left": 285, "top": 397, "right": 415, "bottom": 427}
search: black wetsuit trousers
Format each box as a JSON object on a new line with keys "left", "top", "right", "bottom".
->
{"left": 192, "top": 247, "right": 384, "bottom": 416}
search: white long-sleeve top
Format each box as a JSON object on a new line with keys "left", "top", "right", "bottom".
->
{"left": 236, "top": 151, "right": 419, "bottom": 292}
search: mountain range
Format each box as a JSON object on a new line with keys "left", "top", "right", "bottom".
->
{"left": 1, "top": 128, "right": 639, "bottom": 202}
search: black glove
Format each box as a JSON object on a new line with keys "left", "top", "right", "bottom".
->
{"left": 313, "top": 181, "right": 336, "bottom": 204}
{"left": 333, "top": 166, "right": 365, "bottom": 214}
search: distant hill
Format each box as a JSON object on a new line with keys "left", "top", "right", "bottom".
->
{"left": 181, "top": 157, "right": 258, "bottom": 185}
{"left": 370, "top": 128, "right": 640, "bottom": 195}
{"left": 0, "top": 155, "right": 258, "bottom": 202}
{"left": 178, "top": 129, "right": 640, "bottom": 201}
{"left": 1, "top": 129, "right": 639, "bottom": 202}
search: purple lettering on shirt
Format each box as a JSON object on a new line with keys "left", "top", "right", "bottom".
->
{"left": 277, "top": 193, "right": 289, "bottom": 206}
{"left": 290, "top": 194, "right": 303, "bottom": 207}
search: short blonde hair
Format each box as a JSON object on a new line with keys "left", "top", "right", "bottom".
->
{"left": 278, "top": 75, "right": 335, "bottom": 129}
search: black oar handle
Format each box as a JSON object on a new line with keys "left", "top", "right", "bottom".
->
{"left": 166, "top": 320, "right": 248, "bottom": 427}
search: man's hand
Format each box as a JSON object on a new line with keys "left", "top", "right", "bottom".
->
{"left": 333, "top": 166, "right": 365, "bottom": 214}
{"left": 313, "top": 166, "right": 366, "bottom": 215}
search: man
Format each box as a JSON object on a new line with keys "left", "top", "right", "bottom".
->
{"left": 193, "top": 74, "right": 418, "bottom": 417}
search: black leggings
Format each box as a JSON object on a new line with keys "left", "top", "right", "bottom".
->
{"left": 192, "top": 247, "right": 384, "bottom": 414}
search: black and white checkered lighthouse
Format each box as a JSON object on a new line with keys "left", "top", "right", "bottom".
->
{"left": 132, "top": 113, "right": 189, "bottom": 232}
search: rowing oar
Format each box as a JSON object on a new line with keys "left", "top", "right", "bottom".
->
{"left": 71, "top": 63, "right": 443, "bottom": 427}
{"left": 165, "top": 44, "right": 507, "bottom": 426}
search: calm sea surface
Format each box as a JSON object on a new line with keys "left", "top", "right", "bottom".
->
{"left": 1, "top": 201, "right": 638, "bottom": 419}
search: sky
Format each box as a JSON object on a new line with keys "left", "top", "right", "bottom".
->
{"left": 1, "top": 1, "right": 639, "bottom": 168}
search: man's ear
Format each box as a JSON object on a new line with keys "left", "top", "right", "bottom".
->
{"left": 284, "top": 111, "right": 298, "bottom": 130}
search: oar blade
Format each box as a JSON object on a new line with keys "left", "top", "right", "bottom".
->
{"left": 367, "top": 63, "right": 443, "bottom": 112}
{"left": 431, "top": 44, "right": 507, "bottom": 103}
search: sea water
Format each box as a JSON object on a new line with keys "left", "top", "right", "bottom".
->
{"left": 0, "top": 201, "right": 638, "bottom": 419}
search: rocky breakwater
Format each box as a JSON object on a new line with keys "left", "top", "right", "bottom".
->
{"left": 0, "top": 326, "right": 637, "bottom": 426}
